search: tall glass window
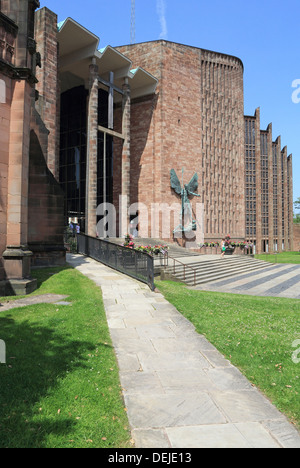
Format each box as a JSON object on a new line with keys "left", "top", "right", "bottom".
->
{"left": 59, "top": 86, "right": 87, "bottom": 227}
{"left": 59, "top": 86, "right": 115, "bottom": 232}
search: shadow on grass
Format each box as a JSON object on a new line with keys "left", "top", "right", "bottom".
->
{"left": 0, "top": 314, "right": 102, "bottom": 448}
{"left": 0, "top": 265, "right": 73, "bottom": 304}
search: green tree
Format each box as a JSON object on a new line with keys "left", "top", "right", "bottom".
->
{"left": 294, "top": 198, "right": 300, "bottom": 223}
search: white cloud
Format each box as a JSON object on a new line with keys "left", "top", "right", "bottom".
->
{"left": 156, "top": 0, "right": 168, "bottom": 39}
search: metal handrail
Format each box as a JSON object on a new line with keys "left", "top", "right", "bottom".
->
{"left": 171, "top": 257, "right": 197, "bottom": 286}
{"left": 76, "top": 233, "right": 155, "bottom": 291}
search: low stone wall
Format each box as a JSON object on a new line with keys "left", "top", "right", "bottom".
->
{"left": 293, "top": 224, "right": 300, "bottom": 251}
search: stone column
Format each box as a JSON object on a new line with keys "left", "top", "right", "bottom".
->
{"left": 287, "top": 154, "right": 294, "bottom": 251}
{"left": 276, "top": 137, "right": 283, "bottom": 252}
{"left": 35, "top": 7, "right": 59, "bottom": 178}
{"left": 86, "top": 60, "right": 98, "bottom": 237}
{"left": 3, "top": 80, "right": 37, "bottom": 294}
{"left": 120, "top": 79, "right": 131, "bottom": 237}
{"left": 254, "top": 108, "right": 262, "bottom": 254}
{"left": 267, "top": 124, "right": 274, "bottom": 252}
{"left": 282, "top": 146, "right": 289, "bottom": 251}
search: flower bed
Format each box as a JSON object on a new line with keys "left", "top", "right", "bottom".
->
{"left": 199, "top": 235, "right": 254, "bottom": 255}
{"left": 135, "top": 244, "right": 169, "bottom": 256}
{"left": 123, "top": 234, "right": 169, "bottom": 256}
{"left": 123, "top": 234, "right": 135, "bottom": 249}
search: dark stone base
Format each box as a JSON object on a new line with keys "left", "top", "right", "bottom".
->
{"left": 2, "top": 246, "right": 33, "bottom": 279}
{"left": 0, "top": 278, "right": 37, "bottom": 296}
{"left": 28, "top": 243, "right": 66, "bottom": 268}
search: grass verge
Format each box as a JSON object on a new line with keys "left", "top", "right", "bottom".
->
{"left": 255, "top": 251, "right": 300, "bottom": 264}
{"left": 156, "top": 280, "right": 300, "bottom": 430}
{"left": 0, "top": 266, "right": 132, "bottom": 448}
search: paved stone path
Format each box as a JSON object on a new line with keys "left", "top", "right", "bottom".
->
{"left": 67, "top": 253, "right": 300, "bottom": 448}
{"left": 191, "top": 263, "right": 300, "bottom": 298}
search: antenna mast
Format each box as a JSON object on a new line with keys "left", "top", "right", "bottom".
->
{"left": 130, "top": 0, "right": 136, "bottom": 44}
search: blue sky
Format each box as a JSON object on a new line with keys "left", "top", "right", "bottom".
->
{"left": 41, "top": 0, "right": 300, "bottom": 209}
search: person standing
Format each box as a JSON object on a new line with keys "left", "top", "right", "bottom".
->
{"left": 221, "top": 238, "right": 226, "bottom": 258}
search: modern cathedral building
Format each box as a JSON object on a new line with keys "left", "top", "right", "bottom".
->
{"left": 0, "top": 2, "right": 295, "bottom": 292}
{"left": 54, "top": 12, "right": 294, "bottom": 254}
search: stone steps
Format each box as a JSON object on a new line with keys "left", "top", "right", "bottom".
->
{"left": 164, "top": 256, "right": 270, "bottom": 286}
{"left": 108, "top": 238, "right": 270, "bottom": 286}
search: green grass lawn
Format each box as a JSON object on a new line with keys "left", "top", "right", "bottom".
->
{"left": 255, "top": 251, "right": 300, "bottom": 264}
{"left": 1, "top": 264, "right": 299, "bottom": 447}
{"left": 156, "top": 280, "right": 300, "bottom": 430}
{"left": 0, "top": 266, "right": 132, "bottom": 448}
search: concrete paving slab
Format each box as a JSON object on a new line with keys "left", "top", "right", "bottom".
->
{"left": 124, "top": 393, "right": 227, "bottom": 428}
{"left": 166, "top": 422, "right": 280, "bottom": 448}
{"left": 135, "top": 324, "right": 177, "bottom": 339}
{"left": 123, "top": 316, "right": 174, "bottom": 328}
{"left": 201, "top": 350, "right": 232, "bottom": 368}
{"left": 137, "top": 350, "right": 213, "bottom": 372}
{"left": 210, "top": 388, "right": 284, "bottom": 422}
{"left": 233, "top": 422, "right": 284, "bottom": 448}
{"left": 109, "top": 327, "right": 140, "bottom": 341}
{"left": 66, "top": 253, "right": 300, "bottom": 448}
{"left": 150, "top": 303, "right": 182, "bottom": 317}
{"left": 114, "top": 338, "right": 156, "bottom": 355}
{"left": 131, "top": 429, "right": 170, "bottom": 448}
{"left": 263, "top": 419, "right": 300, "bottom": 449}
{"left": 116, "top": 353, "right": 141, "bottom": 373}
{"left": 150, "top": 337, "right": 207, "bottom": 353}
{"left": 120, "top": 371, "right": 165, "bottom": 395}
{"left": 205, "top": 367, "right": 253, "bottom": 391}
{"left": 121, "top": 302, "right": 156, "bottom": 313}
{"left": 157, "top": 368, "right": 217, "bottom": 394}
{"left": 107, "top": 318, "right": 126, "bottom": 329}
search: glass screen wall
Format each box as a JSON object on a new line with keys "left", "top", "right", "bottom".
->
{"left": 59, "top": 86, "right": 87, "bottom": 230}
{"left": 60, "top": 86, "right": 115, "bottom": 234}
